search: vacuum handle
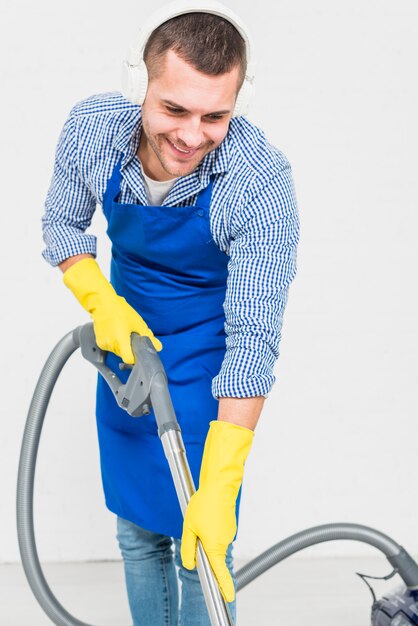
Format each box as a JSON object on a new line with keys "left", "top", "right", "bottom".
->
{"left": 77, "top": 323, "right": 234, "bottom": 626}
{"left": 77, "top": 323, "right": 169, "bottom": 419}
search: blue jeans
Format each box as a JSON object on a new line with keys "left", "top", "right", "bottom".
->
{"left": 116, "top": 516, "right": 237, "bottom": 626}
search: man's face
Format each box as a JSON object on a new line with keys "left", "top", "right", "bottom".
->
{"left": 138, "top": 49, "right": 241, "bottom": 181}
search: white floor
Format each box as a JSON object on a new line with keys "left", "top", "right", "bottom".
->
{"left": 1, "top": 556, "right": 398, "bottom": 625}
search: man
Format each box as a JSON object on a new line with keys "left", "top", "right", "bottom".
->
{"left": 42, "top": 3, "right": 299, "bottom": 625}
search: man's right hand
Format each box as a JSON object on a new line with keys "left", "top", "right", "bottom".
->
{"left": 62, "top": 257, "right": 162, "bottom": 363}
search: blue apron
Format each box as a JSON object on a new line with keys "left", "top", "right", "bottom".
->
{"left": 96, "top": 155, "right": 237, "bottom": 539}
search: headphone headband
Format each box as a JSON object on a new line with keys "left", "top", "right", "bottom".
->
{"left": 121, "top": 0, "right": 255, "bottom": 117}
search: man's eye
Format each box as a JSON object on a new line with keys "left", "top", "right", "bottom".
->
{"left": 167, "top": 107, "right": 184, "bottom": 114}
{"left": 206, "top": 114, "right": 224, "bottom": 121}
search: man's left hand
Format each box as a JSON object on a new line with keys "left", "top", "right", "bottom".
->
{"left": 180, "top": 420, "right": 254, "bottom": 603}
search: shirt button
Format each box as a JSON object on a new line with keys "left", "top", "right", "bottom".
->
{"left": 197, "top": 209, "right": 204, "bottom": 217}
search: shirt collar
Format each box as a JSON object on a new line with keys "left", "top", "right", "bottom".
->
{"left": 112, "top": 107, "right": 142, "bottom": 168}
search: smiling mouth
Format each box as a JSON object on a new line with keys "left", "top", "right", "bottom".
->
{"left": 166, "top": 138, "right": 200, "bottom": 158}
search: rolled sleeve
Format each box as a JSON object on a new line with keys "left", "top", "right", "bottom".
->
{"left": 212, "top": 165, "right": 299, "bottom": 398}
{"left": 42, "top": 108, "right": 97, "bottom": 266}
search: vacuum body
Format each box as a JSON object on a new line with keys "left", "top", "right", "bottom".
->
{"left": 372, "top": 586, "right": 418, "bottom": 625}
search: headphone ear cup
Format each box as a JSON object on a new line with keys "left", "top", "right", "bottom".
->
{"left": 233, "top": 76, "right": 253, "bottom": 117}
{"left": 121, "top": 60, "right": 149, "bottom": 105}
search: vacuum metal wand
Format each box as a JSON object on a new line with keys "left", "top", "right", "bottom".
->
{"left": 78, "top": 324, "right": 234, "bottom": 626}
{"left": 160, "top": 428, "right": 234, "bottom": 626}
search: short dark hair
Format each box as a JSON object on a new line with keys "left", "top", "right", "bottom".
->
{"left": 144, "top": 12, "right": 247, "bottom": 89}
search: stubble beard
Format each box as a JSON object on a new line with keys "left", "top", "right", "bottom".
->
{"left": 143, "top": 126, "right": 214, "bottom": 178}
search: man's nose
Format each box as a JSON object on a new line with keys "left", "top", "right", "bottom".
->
{"left": 176, "top": 117, "right": 204, "bottom": 148}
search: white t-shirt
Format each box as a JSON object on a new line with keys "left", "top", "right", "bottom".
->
{"left": 140, "top": 162, "right": 179, "bottom": 206}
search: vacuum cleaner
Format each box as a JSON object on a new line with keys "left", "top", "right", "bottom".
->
{"left": 17, "top": 323, "right": 418, "bottom": 625}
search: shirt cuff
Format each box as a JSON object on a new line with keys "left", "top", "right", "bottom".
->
{"left": 42, "top": 233, "right": 97, "bottom": 267}
{"left": 211, "top": 372, "right": 275, "bottom": 399}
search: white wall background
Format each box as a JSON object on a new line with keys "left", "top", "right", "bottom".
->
{"left": 1, "top": 0, "right": 417, "bottom": 568}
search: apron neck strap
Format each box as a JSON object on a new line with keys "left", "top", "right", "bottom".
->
{"left": 196, "top": 176, "right": 214, "bottom": 210}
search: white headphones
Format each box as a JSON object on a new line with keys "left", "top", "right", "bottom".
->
{"left": 121, "top": 0, "right": 255, "bottom": 117}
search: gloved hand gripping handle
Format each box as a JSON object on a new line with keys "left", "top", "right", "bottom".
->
{"left": 77, "top": 323, "right": 234, "bottom": 626}
{"left": 77, "top": 323, "right": 165, "bottom": 419}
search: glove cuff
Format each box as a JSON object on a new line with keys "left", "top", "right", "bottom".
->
{"left": 63, "top": 258, "right": 116, "bottom": 313}
{"left": 198, "top": 420, "right": 254, "bottom": 495}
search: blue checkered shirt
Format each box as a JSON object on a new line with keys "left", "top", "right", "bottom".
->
{"left": 42, "top": 92, "right": 299, "bottom": 399}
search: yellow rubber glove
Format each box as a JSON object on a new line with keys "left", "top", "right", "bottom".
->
{"left": 63, "top": 258, "right": 162, "bottom": 363}
{"left": 181, "top": 420, "right": 254, "bottom": 602}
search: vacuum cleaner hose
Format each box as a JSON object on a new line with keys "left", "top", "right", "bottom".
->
{"left": 16, "top": 327, "right": 418, "bottom": 626}
{"left": 16, "top": 328, "right": 93, "bottom": 625}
